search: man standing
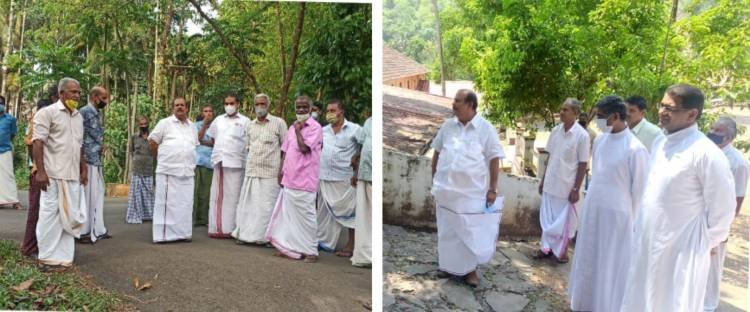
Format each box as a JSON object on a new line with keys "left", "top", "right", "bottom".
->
{"left": 625, "top": 95, "right": 663, "bottom": 152}
{"left": 265, "top": 96, "right": 323, "bottom": 262}
{"left": 703, "top": 117, "right": 748, "bottom": 312}
{"left": 431, "top": 89, "right": 504, "bottom": 287}
{"left": 350, "top": 116, "right": 372, "bottom": 267}
{"left": 0, "top": 95, "right": 19, "bottom": 209}
{"left": 206, "top": 94, "right": 250, "bottom": 238}
{"left": 568, "top": 96, "right": 649, "bottom": 311}
{"left": 193, "top": 105, "right": 214, "bottom": 226}
{"left": 621, "top": 84, "right": 735, "bottom": 312}
{"left": 126, "top": 116, "right": 156, "bottom": 224}
{"left": 317, "top": 98, "right": 361, "bottom": 256}
{"left": 148, "top": 97, "right": 198, "bottom": 243}
{"left": 537, "top": 98, "right": 590, "bottom": 263}
{"left": 32, "top": 77, "right": 88, "bottom": 270}
{"left": 232, "top": 94, "right": 287, "bottom": 245}
{"left": 79, "top": 86, "right": 111, "bottom": 243}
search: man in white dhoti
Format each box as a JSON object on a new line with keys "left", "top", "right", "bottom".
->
{"left": 431, "top": 89, "right": 504, "bottom": 287}
{"left": 205, "top": 94, "right": 250, "bottom": 238}
{"left": 625, "top": 95, "right": 664, "bottom": 152}
{"left": 537, "top": 98, "right": 590, "bottom": 263}
{"left": 32, "top": 77, "right": 88, "bottom": 270}
{"left": 621, "top": 84, "right": 736, "bottom": 312}
{"left": 703, "top": 117, "right": 748, "bottom": 312}
{"left": 266, "top": 96, "right": 323, "bottom": 262}
{"left": 568, "top": 96, "right": 649, "bottom": 311}
{"left": 316, "top": 98, "right": 362, "bottom": 256}
{"left": 148, "top": 97, "right": 198, "bottom": 243}
{"left": 232, "top": 94, "right": 287, "bottom": 245}
{"left": 0, "top": 95, "right": 20, "bottom": 209}
{"left": 350, "top": 116, "right": 372, "bottom": 267}
{"left": 78, "top": 86, "right": 111, "bottom": 243}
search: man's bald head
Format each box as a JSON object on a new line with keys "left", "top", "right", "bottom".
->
{"left": 89, "top": 86, "right": 110, "bottom": 109}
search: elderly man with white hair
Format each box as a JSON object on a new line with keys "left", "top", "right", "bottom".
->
{"left": 32, "top": 77, "right": 88, "bottom": 270}
{"left": 703, "top": 116, "right": 749, "bottom": 312}
{"left": 232, "top": 94, "right": 288, "bottom": 245}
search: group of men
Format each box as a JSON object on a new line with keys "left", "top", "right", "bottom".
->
{"left": 8, "top": 77, "right": 371, "bottom": 271}
{"left": 432, "top": 85, "right": 746, "bottom": 312}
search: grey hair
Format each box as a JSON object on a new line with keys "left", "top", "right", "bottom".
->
{"left": 58, "top": 77, "right": 80, "bottom": 93}
{"left": 563, "top": 97, "right": 582, "bottom": 115}
{"left": 254, "top": 93, "right": 271, "bottom": 104}
{"left": 716, "top": 116, "right": 738, "bottom": 139}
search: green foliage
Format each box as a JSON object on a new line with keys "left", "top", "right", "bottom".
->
{"left": 0, "top": 240, "right": 122, "bottom": 310}
{"left": 11, "top": 122, "right": 29, "bottom": 190}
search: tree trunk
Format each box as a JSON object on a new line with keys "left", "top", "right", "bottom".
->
{"left": 277, "top": 2, "right": 306, "bottom": 117}
{"left": 659, "top": 0, "right": 679, "bottom": 81}
{"left": 1, "top": 0, "right": 15, "bottom": 98}
{"left": 431, "top": 0, "right": 446, "bottom": 96}
{"left": 13, "top": 0, "right": 26, "bottom": 118}
{"left": 152, "top": 0, "right": 160, "bottom": 104}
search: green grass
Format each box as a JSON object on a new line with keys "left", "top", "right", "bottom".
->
{"left": 0, "top": 240, "right": 125, "bottom": 311}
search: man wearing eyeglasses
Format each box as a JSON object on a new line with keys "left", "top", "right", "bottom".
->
{"left": 621, "top": 84, "right": 735, "bottom": 312}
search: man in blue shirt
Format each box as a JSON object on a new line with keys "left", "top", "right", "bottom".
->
{"left": 193, "top": 105, "right": 214, "bottom": 226}
{"left": 79, "top": 86, "right": 111, "bottom": 243}
{"left": 0, "top": 95, "right": 19, "bottom": 209}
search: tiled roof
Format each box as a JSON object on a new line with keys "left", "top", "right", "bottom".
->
{"left": 383, "top": 85, "right": 453, "bottom": 155}
{"left": 383, "top": 46, "right": 429, "bottom": 82}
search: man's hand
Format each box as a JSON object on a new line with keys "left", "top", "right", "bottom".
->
{"left": 277, "top": 172, "right": 283, "bottom": 186}
{"left": 568, "top": 189, "right": 579, "bottom": 204}
{"left": 486, "top": 190, "right": 497, "bottom": 205}
{"left": 538, "top": 183, "right": 543, "bottom": 196}
{"left": 203, "top": 115, "right": 213, "bottom": 126}
{"left": 36, "top": 170, "right": 50, "bottom": 192}
{"left": 710, "top": 247, "right": 717, "bottom": 256}
{"left": 80, "top": 166, "right": 88, "bottom": 186}
{"left": 351, "top": 176, "right": 358, "bottom": 188}
{"left": 294, "top": 121, "right": 303, "bottom": 131}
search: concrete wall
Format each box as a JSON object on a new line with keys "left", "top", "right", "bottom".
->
{"left": 384, "top": 149, "right": 543, "bottom": 237}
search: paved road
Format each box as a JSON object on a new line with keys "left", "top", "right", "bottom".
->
{"left": 0, "top": 192, "right": 371, "bottom": 312}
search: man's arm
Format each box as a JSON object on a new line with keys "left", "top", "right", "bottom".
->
{"left": 32, "top": 140, "right": 48, "bottom": 191}
{"left": 294, "top": 123, "right": 311, "bottom": 154}
{"left": 736, "top": 197, "right": 744, "bottom": 217}
{"left": 568, "top": 162, "right": 587, "bottom": 204}
{"left": 198, "top": 122, "right": 214, "bottom": 147}
{"left": 487, "top": 157, "right": 500, "bottom": 204}
{"left": 278, "top": 152, "right": 285, "bottom": 185}
{"left": 149, "top": 140, "right": 159, "bottom": 157}
{"left": 431, "top": 151, "right": 440, "bottom": 178}
{"left": 80, "top": 146, "right": 88, "bottom": 186}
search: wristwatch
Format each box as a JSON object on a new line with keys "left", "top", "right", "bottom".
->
{"left": 488, "top": 189, "right": 498, "bottom": 194}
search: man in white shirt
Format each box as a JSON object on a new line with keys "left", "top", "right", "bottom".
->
{"left": 568, "top": 96, "right": 649, "bottom": 311}
{"left": 625, "top": 95, "right": 664, "bottom": 152}
{"left": 205, "top": 94, "right": 251, "bottom": 238}
{"left": 431, "top": 89, "right": 504, "bottom": 287}
{"left": 703, "top": 116, "right": 749, "bottom": 312}
{"left": 317, "top": 98, "right": 361, "bottom": 256}
{"left": 536, "top": 98, "right": 590, "bottom": 263}
{"left": 148, "top": 97, "right": 199, "bottom": 243}
{"left": 621, "top": 84, "right": 735, "bottom": 312}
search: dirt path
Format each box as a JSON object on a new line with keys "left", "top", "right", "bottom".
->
{"left": 0, "top": 192, "right": 371, "bottom": 312}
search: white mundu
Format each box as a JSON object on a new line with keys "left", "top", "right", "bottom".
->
{"left": 568, "top": 128, "right": 648, "bottom": 312}
{"left": 431, "top": 115, "right": 505, "bottom": 275}
{"left": 704, "top": 143, "right": 749, "bottom": 312}
{"left": 621, "top": 124, "right": 735, "bottom": 312}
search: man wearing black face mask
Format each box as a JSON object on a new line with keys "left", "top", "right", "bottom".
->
{"left": 79, "top": 86, "right": 111, "bottom": 243}
{"left": 0, "top": 95, "right": 20, "bottom": 210}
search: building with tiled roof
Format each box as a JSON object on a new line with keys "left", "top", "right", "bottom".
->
{"left": 383, "top": 46, "right": 430, "bottom": 92}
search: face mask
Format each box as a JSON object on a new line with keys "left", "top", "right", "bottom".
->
{"left": 707, "top": 132, "right": 725, "bottom": 145}
{"left": 596, "top": 117, "right": 613, "bottom": 133}
{"left": 225, "top": 105, "right": 237, "bottom": 115}
{"left": 311, "top": 112, "right": 319, "bottom": 120}
{"left": 255, "top": 106, "right": 268, "bottom": 117}
{"left": 97, "top": 100, "right": 108, "bottom": 109}
{"left": 296, "top": 113, "right": 310, "bottom": 123}
{"left": 325, "top": 112, "right": 338, "bottom": 124}
{"left": 64, "top": 99, "right": 78, "bottom": 111}
{"left": 140, "top": 126, "right": 149, "bottom": 133}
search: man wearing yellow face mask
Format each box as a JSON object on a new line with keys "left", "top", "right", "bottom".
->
{"left": 317, "top": 98, "right": 361, "bottom": 257}
{"left": 31, "top": 77, "right": 88, "bottom": 271}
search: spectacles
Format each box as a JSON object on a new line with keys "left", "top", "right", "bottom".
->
{"left": 658, "top": 103, "right": 690, "bottom": 113}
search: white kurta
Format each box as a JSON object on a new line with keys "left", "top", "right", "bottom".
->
{"left": 317, "top": 180, "right": 356, "bottom": 251}
{"left": 0, "top": 151, "right": 19, "bottom": 206}
{"left": 82, "top": 164, "right": 107, "bottom": 242}
{"left": 431, "top": 115, "right": 505, "bottom": 275}
{"left": 208, "top": 165, "right": 243, "bottom": 238}
{"left": 621, "top": 124, "right": 735, "bottom": 312}
{"left": 265, "top": 187, "right": 318, "bottom": 259}
{"left": 350, "top": 181, "right": 372, "bottom": 266}
{"left": 232, "top": 177, "right": 280, "bottom": 243}
{"left": 153, "top": 174, "right": 194, "bottom": 243}
{"left": 568, "top": 128, "right": 648, "bottom": 312}
{"left": 37, "top": 179, "right": 87, "bottom": 266}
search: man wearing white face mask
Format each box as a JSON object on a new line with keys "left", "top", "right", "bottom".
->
{"left": 205, "top": 94, "right": 251, "bottom": 238}
{"left": 568, "top": 95, "right": 649, "bottom": 311}
{"left": 232, "top": 93, "right": 288, "bottom": 245}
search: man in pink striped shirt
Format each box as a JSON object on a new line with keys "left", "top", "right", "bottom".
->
{"left": 265, "top": 96, "right": 323, "bottom": 263}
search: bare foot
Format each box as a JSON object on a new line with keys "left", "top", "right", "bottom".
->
{"left": 464, "top": 270, "right": 480, "bottom": 287}
{"left": 335, "top": 250, "right": 353, "bottom": 257}
{"left": 303, "top": 255, "right": 318, "bottom": 263}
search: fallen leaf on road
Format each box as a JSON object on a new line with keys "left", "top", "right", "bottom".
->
{"left": 12, "top": 278, "right": 34, "bottom": 292}
{"left": 138, "top": 282, "right": 152, "bottom": 291}
{"left": 153, "top": 273, "right": 159, "bottom": 280}
{"left": 133, "top": 277, "right": 140, "bottom": 290}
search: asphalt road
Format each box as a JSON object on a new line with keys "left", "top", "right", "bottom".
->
{"left": 0, "top": 192, "right": 371, "bottom": 312}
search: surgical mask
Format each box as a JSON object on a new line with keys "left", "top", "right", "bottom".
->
{"left": 296, "top": 113, "right": 310, "bottom": 123}
{"left": 255, "top": 106, "right": 268, "bottom": 117}
{"left": 311, "top": 112, "right": 319, "bottom": 120}
{"left": 325, "top": 112, "right": 338, "bottom": 124}
{"left": 595, "top": 117, "right": 612, "bottom": 133}
{"left": 64, "top": 99, "right": 78, "bottom": 111}
{"left": 707, "top": 132, "right": 725, "bottom": 145}
{"left": 225, "top": 105, "right": 237, "bottom": 115}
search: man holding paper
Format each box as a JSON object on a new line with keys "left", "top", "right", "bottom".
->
{"left": 431, "top": 89, "right": 505, "bottom": 287}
